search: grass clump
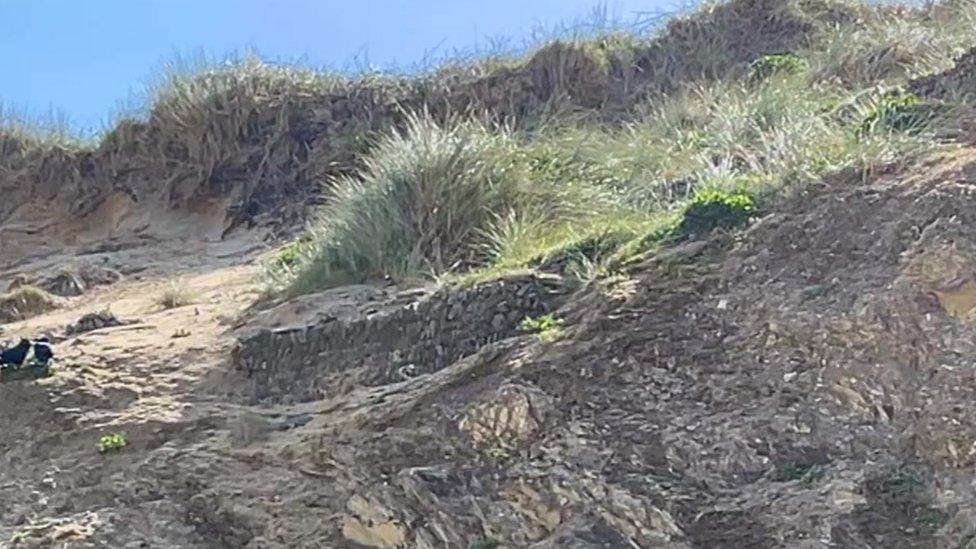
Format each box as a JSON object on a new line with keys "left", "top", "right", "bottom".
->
{"left": 283, "top": 112, "right": 613, "bottom": 293}
{"left": 0, "top": 286, "right": 59, "bottom": 323}
{"left": 857, "top": 91, "right": 931, "bottom": 135}
{"left": 749, "top": 53, "right": 809, "bottom": 82}
{"left": 520, "top": 313, "right": 564, "bottom": 342}
{"left": 272, "top": 0, "right": 956, "bottom": 298}
{"left": 97, "top": 432, "right": 128, "bottom": 454}
{"left": 156, "top": 278, "right": 195, "bottom": 310}
{"left": 288, "top": 114, "right": 519, "bottom": 291}
{"left": 677, "top": 189, "right": 755, "bottom": 237}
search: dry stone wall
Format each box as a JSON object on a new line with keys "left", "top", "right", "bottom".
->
{"left": 233, "top": 274, "right": 566, "bottom": 404}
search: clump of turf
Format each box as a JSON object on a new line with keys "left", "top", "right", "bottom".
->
{"left": 677, "top": 189, "right": 755, "bottom": 237}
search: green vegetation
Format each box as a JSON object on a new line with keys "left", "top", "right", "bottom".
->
{"left": 5, "top": 0, "right": 975, "bottom": 298}
{"left": 469, "top": 540, "right": 501, "bottom": 549}
{"left": 749, "top": 53, "right": 809, "bottom": 82}
{"left": 858, "top": 91, "right": 931, "bottom": 135}
{"left": 677, "top": 189, "right": 755, "bottom": 237}
{"left": 773, "top": 460, "right": 827, "bottom": 485}
{"left": 0, "top": 362, "right": 53, "bottom": 383}
{"left": 520, "top": 313, "right": 565, "bottom": 342}
{"left": 97, "top": 433, "right": 128, "bottom": 454}
{"left": 915, "top": 508, "right": 948, "bottom": 533}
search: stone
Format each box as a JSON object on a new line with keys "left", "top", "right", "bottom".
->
{"left": 491, "top": 313, "right": 507, "bottom": 332}
{"left": 66, "top": 311, "right": 131, "bottom": 335}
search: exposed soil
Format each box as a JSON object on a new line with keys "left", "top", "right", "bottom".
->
{"left": 5, "top": 2, "right": 976, "bottom": 546}
{"left": 3, "top": 140, "right": 976, "bottom": 547}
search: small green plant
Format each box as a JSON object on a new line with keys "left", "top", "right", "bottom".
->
{"left": 858, "top": 92, "right": 929, "bottom": 135}
{"left": 885, "top": 466, "right": 926, "bottom": 496}
{"left": 98, "top": 432, "right": 128, "bottom": 454}
{"left": 520, "top": 314, "right": 564, "bottom": 342}
{"left": 749, "top": 53, "right": 809, "bottom": 82}
{"left": 773, "top": 460, "right": 827, "bottom": 485}
{"left": 677, "top": 190, "right": 755, "bottom": 237}
{"left": 469, "top": 540, "right": 501, "bottom": 549}
{"left": 915, "top": 508, "right": 947, "bottom": 533}
{"left": 801, "top": 283, "right": 834, "bottom": 302}
{"left": 276, "top": 241, "right": 305, "bottom": 268}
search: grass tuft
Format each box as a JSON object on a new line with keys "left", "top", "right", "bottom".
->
{"left": 156, "top": 278, "right": 195, "bottom": 310}
{"left": 857, "top": 91, "right": 931, "bottom": 135}
{"left": 0, "top": 286, "right": 60, "bottom": 323}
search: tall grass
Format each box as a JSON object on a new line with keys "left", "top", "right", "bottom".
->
{"left": 811, "top": 0, "right": 976, "bottom": 86}
{"left": 0, "top": 104, "right": 89, "bottom": 171}
{"left": 276, "top": 47, "right": 940, "bottom": 295}
{"left": 276, "top": 113, "right": 620, "bottom": 293}
{"left": 4, "top": 0, "right": 972, "bottom": 298}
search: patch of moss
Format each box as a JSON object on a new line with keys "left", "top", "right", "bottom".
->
{"left": 677, "top": 189, "right": 755, "bottom": 237}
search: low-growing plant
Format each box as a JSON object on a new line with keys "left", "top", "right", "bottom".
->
{"left": 520, "top": 313, "right": 564, "bottom": 342}
{"left": 858, "top": 92, "right": 929, "bottom": 136}
{"left": 469, "top": 540, "right": 501, "bottom": 549}
{"left": 749, "top": 53, "right": 809, "bottom": 82}
{"left": 915, "top": 508, "right": 948, "bottom": 533}
{"left": 677, "top": 189, "right": 755, "bottom": 237}
{"left": 773, "top": 460, "right": 827, "bottom": 485}
{"left": 285, "top": 112, "right": 617, "bottom": 293}
{"left": 97, "top": 432, "right": 128, "bottom": 454}
{"left": 276, "top": 241, "right": 305, "bottom": 268}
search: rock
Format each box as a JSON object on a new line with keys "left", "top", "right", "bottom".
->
{"left": 341, "top": 495, "right": 407, "bottom": 548}
{"left": 38, "top": 264, "right": 124, "bottom": 297}
{"left": 459, "top": 383, "right": 555, "bottom": 457}
{"left": 491, "top": 313, "right": 507, "bottom": 332}
{"left": 39, "top": 270, "right": 86, "bottom": 297}
{"left": 66, "top": 311, "right": 130, "bottom": 335}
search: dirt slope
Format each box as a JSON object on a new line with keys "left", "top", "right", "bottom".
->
{"left": 3, "top": 140, "right": 976, "bottom": 547}
{"left": 5, "top": 1, "right": 976, "bottom": 547}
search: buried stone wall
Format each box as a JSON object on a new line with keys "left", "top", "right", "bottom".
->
{"left": 233, "top": 274, "right": 566, "bottom": 404}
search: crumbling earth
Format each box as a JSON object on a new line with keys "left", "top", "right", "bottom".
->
{"left": 8, "top": 15, "right": 976, "bottom": 548}
{"left": 3, "top": 140, "right": 976, "bottom": 547}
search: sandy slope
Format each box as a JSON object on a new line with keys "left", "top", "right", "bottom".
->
{"left": 6, "top": 155, "right": 976, "bottom": 546}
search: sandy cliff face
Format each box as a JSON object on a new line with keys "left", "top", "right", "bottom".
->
{"left": 2, "top": 145, "right": 976, "bottom": 547}
{"left": 6, "top": 2, "right": 976, "bottom": 547}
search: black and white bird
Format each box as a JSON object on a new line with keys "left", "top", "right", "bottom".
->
{"left": 0, "top": 339, "right": 32, "bottom": 367}
{"left": 32, "top": 337, "right": 54, "bottom": 366}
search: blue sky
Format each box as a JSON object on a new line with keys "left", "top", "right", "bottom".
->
{"left": 1, "top": 0, "right": 683, "bottom": 132}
